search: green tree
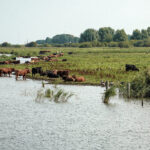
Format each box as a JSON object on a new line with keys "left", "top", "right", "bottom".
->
{"left": 141, "top": 29, "right": 149, "bottom": 39}
{"left": 131, "top": 29, "right": 142, "bottom": 40}
{"left": 79, "top": 29, "right": 99, "bottom": 42}
{"left": 113, "top": 29, "right": 128, "bottom": 42}
{"left": 52, "top": 34, "right": 79, "bottom": 44}
{"left": 45, "top": 37, "right": 52, "bottom": 44}
{"left": 147, "top": 27, "right": 150, "bottom": 36}
{"left": 98, "top": 27, "right": 114, "bottom": 42}
{"left": 1, "top": 42, "right": 11, "bottom": 47}
{"left": 25, "top": 42, "right": 37, "bottom": 47}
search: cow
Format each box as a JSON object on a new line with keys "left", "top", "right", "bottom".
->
{"left": 32, "top": 67, "right": 42, "bottom": 77}
{"left": 125, "top": 64, "right": 139, "bottom": 71}
{"left": 72, "top": 75, "right": 85, "bottom": 82}
{"left": 15, "top": 68, "right": 30, "bottom": 80}
{"left": 0, "top": 68, "right": 15, "bottom": 77}
{"left": 68, "top": 52, "right": 73, "bottom": 55}
{"left": 57, "top": 70, "right": 69, "bottom": 77}
{"left": 62, "top": 59, "right": 67, "bottom": 61}
{"left": 62, "top": 75, "right": 75, "bottom": 82}
{"left": 11, "top": 60, "right": 20, "bottom": 64}
{"left": 46, "top": 70, "right": 59, "bottom": 78}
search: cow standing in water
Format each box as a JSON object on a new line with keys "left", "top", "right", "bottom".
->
{"left": 15, "top": 69, "right": 30, "bottom": 80}
{"left": 0, "top": 68, "right": 15, "bottom": 77}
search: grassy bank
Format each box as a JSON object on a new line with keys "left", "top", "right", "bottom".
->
{"left": 0, "top": 47, "right": 150, "bottom": 85}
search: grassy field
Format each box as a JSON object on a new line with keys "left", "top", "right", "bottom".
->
{"left": 0, "top": 47, "right": 150, "bottom": 85}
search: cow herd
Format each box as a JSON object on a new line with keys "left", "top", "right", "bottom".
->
{"left": 32, "top": 67, "right": 85, "bottom": 82}
{"left": 0, "top": 67, "right": 85, "bottom": 82}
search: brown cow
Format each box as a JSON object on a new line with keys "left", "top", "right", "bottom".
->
{"left": 72, "top": 75, "right": 85, "bottom": 82}
{"left": 62, "top": 75, "right": 75, "bottom": 82}
{"left": 0, "top": 68, "right": 15, "bottom": 77}
{"left": 15, "top": 68, "right": 30, "bottom": 80}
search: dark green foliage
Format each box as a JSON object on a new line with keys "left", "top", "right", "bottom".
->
{"left": 113, "top": 29, "right": 128, "bottom": 42}
{"left": 36, "top": 40, "right": 45, "bottom": 44}
{"left": 98, "top": 27, "right": 114, "bottom": 42}
{"left": 147, "top": 27, "right": 150, "bottom": 36}
{"left": 118, "top": 41, "right": 130, "bottom": 48}
{"left": 103, "top": 86, "right": 116, "bottom": 104}
{"left": 141, "top": 29, "right": 149, "bottom": 39}
{"left": 25, "top": 42, "right": 37, "bottom": 47}
{"left": 79, "top": 29, "right": 99, "bottom": 42}
{"left": 131, "top": 29, "right": 142, "bottom": 40}
{"left": 119, "top": 70, "right": 150, "bottom": 98}
{"left": 52, "top": 34, "right": 79, "bottom": 44}
{"left": 79, "top": 42, "right": 92, "bottom": 48}
{"left": 1, "top": 42, "right": 11, "bottom": 47}
{"left": 45, "top": 37, "right": 52, "bottom": 44}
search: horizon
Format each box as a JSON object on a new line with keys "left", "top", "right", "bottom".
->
{"left": 0, "top": 0, "right": 150, "bottom": 44}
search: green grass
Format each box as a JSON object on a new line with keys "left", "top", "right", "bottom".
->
{"left": 0, "top": 47, "right": 150, "bottom": 85}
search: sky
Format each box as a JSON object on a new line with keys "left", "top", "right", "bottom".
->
{"left": 0, "top": 0, "right": 150, "bottom": 44}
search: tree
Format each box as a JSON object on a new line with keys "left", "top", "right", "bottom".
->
{"left": 1, "top": 42, "right": 11, "bottom": 47}
{"left": 98, "top": 27, "right": 114, "bottom": 42}
{"left": 79, "top": 29, "right": 99, "bottom": 42}
{"left": 36, "top": 40, "right": 45, "bottom": 44}
{"left": 141, "top": 29, "right": 149, "bottom": 39}
{"left": 52, "top": 34, "right": 79, "bottom": 44}
{"left": 131, "top": 29, "right": 142, "bottom": 40}
{"left": 45, "top": 37, "right": 52, "bottom": 44}
{"left": 25, "top": 42, "right": 37, "bottom": 47}
{"left": 147, "top": 27, "right": 150, "bottom": 36}
{"left": 113, "top": 29, "right": 128, "bottom": 42}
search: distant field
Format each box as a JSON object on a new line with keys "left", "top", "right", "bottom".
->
{"left": 0, "top": 47, "right": 150, "bottom": 85}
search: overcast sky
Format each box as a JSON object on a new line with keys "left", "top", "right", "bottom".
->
{"left": 0, "top": 0, "right": 150, "bottom": 44}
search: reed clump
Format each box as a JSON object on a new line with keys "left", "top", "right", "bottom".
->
{"left": 35, "top": 85, "right": 74, "bottom": 103}
{"left": 103, "top": 86, "right": 116, "bottom": 104}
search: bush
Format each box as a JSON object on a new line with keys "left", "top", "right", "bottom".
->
{"left": 1, "top": 42, "right": 11, "bottom": 47}
{"left": 118, "top": 41, "right": 130, "bottom": 48}
{"left": 108, "top": 42, "right": 118, "bottom": 47}
{"left": 79, "top": 42, "right": 92, "bottom": 48}
{"left": 134, "top": 40, "right": 144, "bottom": 47}
{"left": 25, "top": 42, "right": 37, "bottom": 47}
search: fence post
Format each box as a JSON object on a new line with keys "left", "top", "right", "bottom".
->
{"left": 127, "top": 83, "right": 131, "bottom": 98}
{"left": 142, "top": 99, "right": 144, "bottom": 107}
{"left": 106, "top": 81, "right": 109, "bottom": 90}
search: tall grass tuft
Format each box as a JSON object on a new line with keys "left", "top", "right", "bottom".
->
{"left": 103, "top": 86, "right": 116, "bottom": 104}
{"left": 35, "top": 85, "right": 74, "bottom": 103}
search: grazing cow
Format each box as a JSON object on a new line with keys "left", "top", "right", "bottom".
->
{"left": 72, "top": 75, "right": 85, "bottom": 82}
{"left": 57, "top": 70, "right": 69, "bottom": 77}
{"left": 62, "top": 75, "right": 75, "bottom": 82}
{"left": 125, "top": 64, "right": 139, "bottom": 71}
{"left": 68, "top": 52, "right": 73, "bottom": 55}
{"left": 40, "top": 70, "right": 47, "bottom": 76}
{"left": 32, "top": 67, "right": 42, "bottom": 77}
{"left": 25, "top": 61, "right": 30, "bottom": 64}
{"left": 62, "top": 59, "right": 67, "bottom": 61}
{"left": 0, "top": 68, "right": 15, "bottom": 77}
{"left": 11, "top": 60, "right": 20, "bottom": 64}
{"left": 46, "top": 70, "right": 59, "bottom": 78}
{"left": 15, "top": 68, "right": 30, "bottom": 80}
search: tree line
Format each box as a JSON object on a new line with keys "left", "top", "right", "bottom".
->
{"left": 1, "top": 27, "right": 150, "bottom": 48}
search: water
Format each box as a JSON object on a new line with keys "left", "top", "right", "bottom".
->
{"left": 0, "top": 53, "right": 12, "bottom": 57}
{"left": 0, "top": 77, "right": 150, "bottom": 150}
{"left": 16, "top": 57, "right": 31, "bottom": 64}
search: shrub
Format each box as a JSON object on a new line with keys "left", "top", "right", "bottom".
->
{"left": 25, "top": 42, "right": 37, "bottom": 47}
{"left": 79, "top": 42, "right": 92, "bottom": 48}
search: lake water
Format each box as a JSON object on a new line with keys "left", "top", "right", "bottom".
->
{"left": 0, "top": 77, "right": 150, "bottom": 150}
